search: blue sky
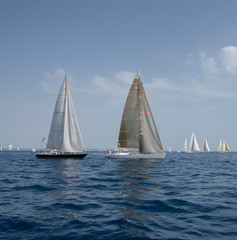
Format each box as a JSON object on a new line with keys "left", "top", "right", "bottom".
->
{"left": 1, "top": 0, "right": 237, "bottom": 150}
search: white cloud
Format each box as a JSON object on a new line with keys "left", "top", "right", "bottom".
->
{"left": 92, "top": 72, "right": 183, "bottom": 97}
{"left": 190, "top": 80, "right": 237, "bottom": 99}
{"left": 115, "top": 71, "right": 136, "bottom": 84}
{"left": 199, "top": 52, "right": 219, "bottom": 75}
{"left": 145, "top": 78, "right": 183, "bottom": 92}
{"left": 220, "top": 46, "right": 237, "bottom": 73}
{"left": 40, "top": 68, "right": 67, "bottom": 93}
{"left": 93, "top": 75, "right": 128, "bottom": 96}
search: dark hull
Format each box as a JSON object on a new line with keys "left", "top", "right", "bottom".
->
{"left": 36, "top": 153, "right": 87, "bottom": 159}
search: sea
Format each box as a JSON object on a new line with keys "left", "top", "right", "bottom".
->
{"left": 0, "top": 151, "right": 237, "bottom": 240}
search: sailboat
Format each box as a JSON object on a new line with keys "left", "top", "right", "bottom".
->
{"left": 181, "top": 138, "right": 188, "bottom": 152}
{"left": 188, "top": 132, "right": 200, "bottom": 152}
{"left": 0, "top": 145, "right": 2, "bottom": 151}
{"left": 201, "top": 138, "right": 210, "bottom": 152}
{"left": 107, "top": 70, "right": 166, "bottom": 159}
{"left": 217, "top": 139, "right": 230, "bottom": 153}
{"left": 36, "top": 75, "right": 87, "bottom": 159}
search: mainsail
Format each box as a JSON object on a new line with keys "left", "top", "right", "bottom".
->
{"left": 217, "top": 139, "right": 222, "bottom": 152}
{"left": 117, "top": 71, "right": 163, "bottom": 154}
{"left": 201, "top": 138, "right": 210, "bottom": 152}
{"left": 222, "top": 141, "right": 230, "bottom": 153}
{"left": 183, "top": 138, "right": 188, "bottom": 152}
{"left": 46, "top": 75, "right": 85, "bottom": 152}
{"left": 188, "top": 132, "right": 200, "bottom": 152}
{"left": 118, "top": 76, "right": 139, "bottom": 149}
{"left": 217, "top": 139, "right": 230, "bottom": 153}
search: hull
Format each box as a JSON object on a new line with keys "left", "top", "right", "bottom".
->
{"left": 106, "top": 152, "right": 166, "bottom": 159}
{"left": 36, "top": 153, "right": 87, "bottom": 159}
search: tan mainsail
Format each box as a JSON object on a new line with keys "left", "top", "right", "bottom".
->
{"left": 117, "top": 71, "right": 163, "bottom": 154}
{"left": 118, "top": 75, "right": 139, "bottom": 149}
{"left": 217, "top": 139, "right": 230, "bottom": 153}
{"left": 217, "top": 139, "right": 222, "bottom": 152}
{"left": 138, "top": 79, "right": 163, "bottom": 153}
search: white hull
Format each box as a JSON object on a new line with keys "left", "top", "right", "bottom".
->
{"left": 107, "top": 152, "right": 166, "bottom": 159}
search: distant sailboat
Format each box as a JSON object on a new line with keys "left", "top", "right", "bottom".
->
{"left": 201, "top": 138, "right": 210, "bottom": 152}
{"left": 217, "top": 139, "right": 230, "bottom": 153}
{"left": 168, "top": 146, "right": 172, "bottom": 153}
{"left": 182, "top": 138, "right": 188, "bottom": 152}
{"left": 188, "top": 132, "right": 200, "bottom": 152}
{"left": 107, "top": 70, "right": 166, "bottom": 159}
{"left": 0, "top": 145, "right": 2, "bottom": 151}
{"left": 36, "top": 75, "right": 87, "bottom": 159}
{"left": 217, "top": 139, "right": 222, "bottom": 152}
{"left": 9, "top": 144, "right": 13, "bottom": 151}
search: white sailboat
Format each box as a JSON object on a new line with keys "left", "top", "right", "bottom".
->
{"left": 201, "top": 138, "right": 210, "bottom": 152}
{"left": 188, "top": 132, "right": 200, "bottom": 152}
{"left": 182, "top": 138, "right": 188, "bottom": 152}
{"left": 0, "top": 145, "right": 2, "bottom": 151}
{"left": 9, "top": 144, "right": 13, "bottom": 151}
{"left": 107, "top": 70, "right": 166, "bottom": 159}
{"left": 217, "top": 139, "right": 230, "bottom": 153}
{"left": 36, "top": 75, "right": 87, "bottom": 159}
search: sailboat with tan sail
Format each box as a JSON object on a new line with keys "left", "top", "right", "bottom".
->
{"left": 107, "top": 70, "right": 166, "bottom": 159}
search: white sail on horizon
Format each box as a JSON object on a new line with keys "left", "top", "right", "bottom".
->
{"left": 201, "top": 138, "right": 210, "bottom": 152}
{"left": 217, "top": 139, "right": 230, "bottom": 153}
{"left": 188, "top": 132, "right": 200, "bottom": 152}
{"left": 183, "top": 138, "right": 188, "bottom": 152}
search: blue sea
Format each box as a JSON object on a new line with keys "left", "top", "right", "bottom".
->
{"left": 0, "top": 151, "right": 237, "bottom": 240}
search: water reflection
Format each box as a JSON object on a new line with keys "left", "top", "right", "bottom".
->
{"left": 36, "top": 159, "right": 84, "bottom": 223}
{"left": 116, "top": 159, "right": 163, "bottom": 238}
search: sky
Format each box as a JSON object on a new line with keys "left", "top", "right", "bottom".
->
{"left": 0, "top": 0, "right": 237, "bottom": 151}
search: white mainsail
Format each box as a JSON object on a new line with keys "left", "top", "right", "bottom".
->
{"left": 46, "top": 75, "right": 85, "bottom": 153}
{"left": 188, "top": 132, "right": 200, "bottom": 152}
{"left": 183, "top": 138, "right": 188, "bottom": 152}
{"left": 201, "top": 138, "right": 210, "bottom": 152}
